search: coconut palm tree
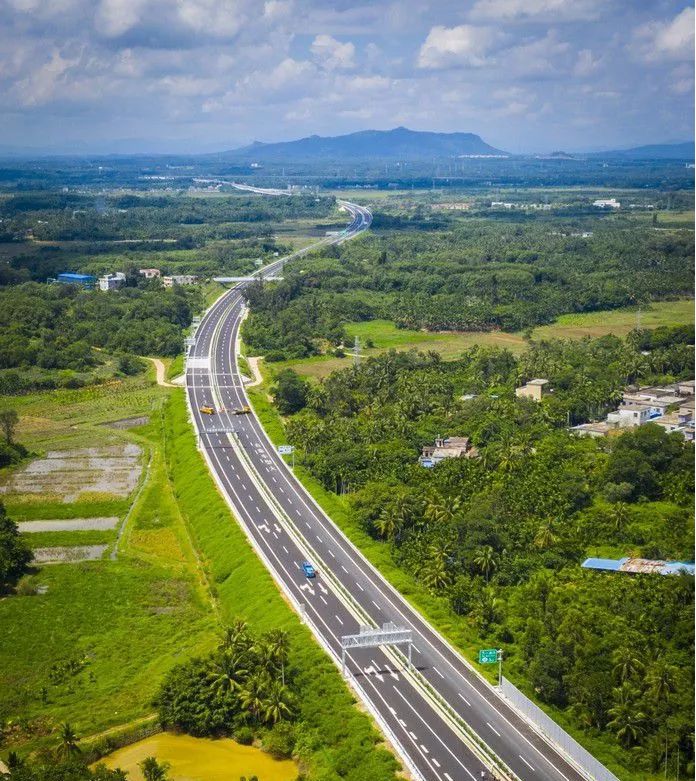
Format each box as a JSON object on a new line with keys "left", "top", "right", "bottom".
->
{"left": 56, "top": 722, "right": 80, "bottom": 760}
{"left": 220, "top": 618, "right": 250, "bottom": 652}
{"left": 208, "top": 649, "right": 249, "bottom": 695}
{"left": 607, "top": 687, "right": 647, "bottom": 747}
{"left": 611, "top": 646, "right": 645, "bottom": 684}
{"left": 241, "top": 673, "right": 269, "bottom": 722}
{"left": 139, "top": 757, "right": 170, "bottom": 781}
{"left": 608, "top": 503, "right": 631, "bottom": 537}
{"left": 421, "top": 543, "right": 452, "bottom": 593}
{"left": 266, "top": 629, "right": 290, "bottom": 686}
{"left": 534, "top": 519, "right": 557, "bottom": 550}
{"left": 645, "top": 659, "right": 677, "bottom": 704}
{"left": 262, "top": 680, "right": 294, "bottom": 724}
{"left": 473, "top": 545, "right": 497, "bottom": 583}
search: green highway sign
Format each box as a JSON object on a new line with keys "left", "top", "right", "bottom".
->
{"left": 479, "top": 648, "right": 498, "bottom": 664}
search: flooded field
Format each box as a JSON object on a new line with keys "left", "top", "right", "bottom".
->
{"left": 98, "top": 733, "right": 297, "bottom": 781}
{"left": 18, "top": 517, "right": 119, "bottom": 532}
{"left": 0, "top": 444, "right": 142, "bottom": 502}
{"left": 33, "top": 544, "right": 108, "bottom": 562}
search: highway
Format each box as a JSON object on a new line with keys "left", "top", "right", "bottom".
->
{"left": 185, "top": 192, "right": 590, "bottom": 781}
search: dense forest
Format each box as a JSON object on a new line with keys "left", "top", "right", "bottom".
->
{"left": 270, "top": 332, "right": 694, "bottom": 777}
{"left": 0, "top": 281, "right": 199, "bottom": 393}
{"left": 242, "top": 219, "right": 694, "bottom": 358}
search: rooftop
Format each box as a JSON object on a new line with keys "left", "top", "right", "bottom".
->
{"left": 582, "top": 557, "right": 695, "bottom": 576}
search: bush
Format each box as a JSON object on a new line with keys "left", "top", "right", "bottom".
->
{"left": 262, "top": 722, "right": 296, "bottom": 759}
{"left": 234, "top": 726, "right": 254, "bottom": 745}
{"left": 264, "top": 350, "right": 287, "bottom": 362}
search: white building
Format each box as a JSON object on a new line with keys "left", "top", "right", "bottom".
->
{"left": 139, "top": 268, "right": 161, "bottom": 279}
{"left": 592, "top": 198, "right": 620, "bottom": 209}
{"left": 98, "top": 272, "right": 126, "bottom": 291}
{"left": 162, "top": 275, "right": 197, "bottom": 288}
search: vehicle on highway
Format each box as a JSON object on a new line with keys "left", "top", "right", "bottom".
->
{"left": 232, "top": 405, "right": 251, "bottom": 415}
{"left": 302, "top": 561, "right": 316, "bottom": 578}
{"left": 199, "top": 405, "right": 215, "bottom": 415}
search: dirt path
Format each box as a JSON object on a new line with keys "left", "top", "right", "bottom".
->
{"left": 147, "top": 357, "right": 177, "bottom": 388}
{"left": 245, "top": 356, "right": 263, "bottom": 387}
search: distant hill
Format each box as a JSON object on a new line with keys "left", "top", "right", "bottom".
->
{"left": 223, "top": 127, "right": 507, "bottom": 161}
{"left": 593, "top": 141, "right": 694, "bottom": 160}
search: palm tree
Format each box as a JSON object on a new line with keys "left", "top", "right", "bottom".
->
{"left": 421, "top": 543, "right": 452, "bottom": 593}
{"left": 473, "top": 545, "right": 497, "bottom": 583}
{"left": 472, "top": 587, "right": 500, "bottom": 634}
{"left": 607, "top": 687, "right": 647, "bottom": 747}
{"left": 611, "top": 646, "right": 645, "bottom": 684}
{"left": 608, "top": 503, "right": 630, "bottom": 536}
{"left": 56, "top": 722, "right": 80, "bottom": 760}
{"left": 266, "top": 629, "right": 290, "bottom": 686}
{"left": 645, "top": 659, "right": 677, "bottom": 704}
{"left": 208, "top": 649, "right": 249, "bottom": 695}
{"left": 534, "top": 520, "right": 557, "bottom": 550}
{"left": 220, "top": 618, "right": 250, "bottom": 652}
{"left": 241, "top": 673, "right": 269, "bottom": 722}
{"left": 262, "top": 680, "right": 293, "bottom": 724}
{"left": 139, "top": 757, "right": 170, "bottom": 781}
{"left": 375, "top": 506, "right": 402, "bottom": 542}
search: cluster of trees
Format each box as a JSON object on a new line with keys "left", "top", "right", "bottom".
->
{"left": 0, "top": 283, "right": 200, "bottom": 393}
{"left": 156, "top": 620, "right": 295, "bottom": 748}
{"left": 271, "top": 334, "right": 694, "bottom": 775}
{"left": 242, "top": 218, "right": 693, "bottom": 358}
{"left": 0, "top": 501, "right": 32, "bottom": 592}
{"left": 0, "top": 193, "right": 335, "bottom": 243}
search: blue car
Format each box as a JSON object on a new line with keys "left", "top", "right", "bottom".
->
{"left": 302, "top": 561, "right": 316, "bottom": 578}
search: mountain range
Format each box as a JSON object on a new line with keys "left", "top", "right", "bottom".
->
{"left": 223, "top": 127, "right": 508, "bottom": 161}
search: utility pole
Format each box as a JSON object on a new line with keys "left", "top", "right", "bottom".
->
{"left": 497, "top": 648, "right": 504, "bottom": 687}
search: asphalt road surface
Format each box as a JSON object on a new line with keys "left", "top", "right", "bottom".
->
{"left": 186, "top": 194, "right": 590, "bottom": 781}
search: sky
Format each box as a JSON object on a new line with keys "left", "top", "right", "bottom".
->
{"left": 0, "top": 0, "right": 694, "bottom": 154}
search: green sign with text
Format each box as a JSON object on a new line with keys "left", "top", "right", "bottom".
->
{"left": 478, "top": 648, "right": 498, "bottom": 664}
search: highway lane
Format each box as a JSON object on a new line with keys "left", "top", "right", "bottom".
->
{"left": 186, "top": 196, "right": 591, "bottom": 781}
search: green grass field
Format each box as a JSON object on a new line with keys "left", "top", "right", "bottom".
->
{"left": 0, "top": 380, "right": 219, "bottom": 756}
{"left": 531, "top": 299, "right": 694, "bottom": 341}
{"left": 268, "top": 301, "right": 694, "bottom": 381}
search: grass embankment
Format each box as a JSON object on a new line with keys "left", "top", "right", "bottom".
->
{"left": 268, "top": 300, "right": 694, "bottom": 381}
{"left": 246, "top": 368, "right": 655, "bottom": 781}
{"left": 0, "top": 379, "right": 219, "bottom": 756}
{"left": 164, "top": 393, "right": 400, "bottom": 781}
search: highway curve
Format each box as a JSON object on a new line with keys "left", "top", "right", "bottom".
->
{"left": 185, "top": 192, "right": 591, "bottom": 781}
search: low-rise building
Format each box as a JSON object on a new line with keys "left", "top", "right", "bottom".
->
{"left": 419, "top": 436, "right": 479, "bottom": 467}
{"left": 678, "top": 398, "right": 695, "bottom": 424}
{"left": 582, "top": 557, "right": 695, "bottom": 576}
{"left": 57, "top": 272, "right": 96, "bottom": 289}
{"left": 162, "top": 274, "right": 197, "bottom": 288}
{"left": 592, "top": 198, "right": 620, "bottom": 208}
{"left": 607, "top": 403, "right": 654, "bottom": 428}
{"left": 515, "top": 378, "right": 550, "bottom": 402}
{"left": 98, "top": 272, "right": 126, "bottom": 291}
{"left": 571, "top": 421, "right": 613, "bottom": 438}
{"left": 139, "top": 268, "right": 161, "bottom": 279}
{"left": 677, "top": 380, "right": 695, "bottom": 396}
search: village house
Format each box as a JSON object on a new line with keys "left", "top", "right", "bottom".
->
{"left": 419, "top": 437, "right": 479, "bottom": 467}
{"left": 515, "top": 378, "right": 550, "bottom": 402}
{"left": 162, "top": 274, "right": 197, "bottom": 288}
{"left": 139, "top": 268, "right": 161, "bottom": 279}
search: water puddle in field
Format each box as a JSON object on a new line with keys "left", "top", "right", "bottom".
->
{"left": 96, "top": 732, "right": 297, "bottom": 781}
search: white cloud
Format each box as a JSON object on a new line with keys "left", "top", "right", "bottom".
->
{"left": 263, "top": 0, "right": 292, "bottom": 20}
{"left": 470, "top": 0, "right": 600, "bottom": 22}
{"left": 417, "top": 25, "right": 498, "bottom": 69}
{"left": 95, "top": 0, "right": 146, "bottom": 38}
{"left": 632, "top": 7, "right": 695, "bottom": 62}
{"left": 310, "top": 34, "right": 356, "bottom": 71}
{"left": 574, "top": 48, "right": 599, "bottom": 77}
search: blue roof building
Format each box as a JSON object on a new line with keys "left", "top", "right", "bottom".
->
{"left": 57, "top": 272, "right": 96, "bottom": 288}
{"left": 582, "top": 557, "right": 695, "bottom": 576}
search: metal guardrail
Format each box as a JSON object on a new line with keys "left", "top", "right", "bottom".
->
{"left": 500, "top": 678, "right": 620, "bottom": 781}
